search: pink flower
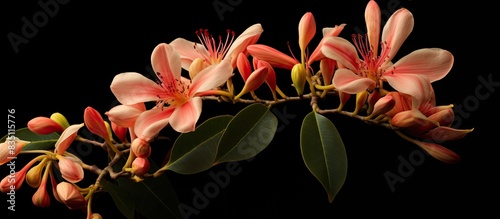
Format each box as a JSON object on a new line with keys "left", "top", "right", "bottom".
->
{"left": 110, "top": 43, "right": 233, "bottom": 135}
{"left": 321, "top": 0, "right": 454, "bottom": 105}
{"left": 247, "top": 12, "right": 345, "bottom": 95}
{"left": 170, "top": 23, "right": 263, "bottom": 69}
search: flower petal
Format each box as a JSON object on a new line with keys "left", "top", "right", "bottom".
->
{"left": 134, "top": 107, "right": 174, "bottom": 141}
{"left": 365, "top": 0, "right": 381, "bottom": 55}
{"left": 189, "top": 58, "right": 233, "bottom": 95}
{"left": 110, "top": 72, "right": 166, "bottom": 105}
{"left": 384, "top": 48, "right": 454, "bottom": 82}
{"left": 308, "top": 24, "right": 346, "bottom": 65}
{"left": 321, "top": 36, "right": 360, "bottom": 71}
{"left": 420, "top": 126, "right": 474, "bottom": 142}
{"left": 170, "top": 38, "right": 209, "bottom": 70}
{"left": 247, "top": 44, "right": 298, "bottom": 70}
{"left": 381, "top": 8, "right": 414, "bottom": 62}
{"left": 383, "top": 73, "right": 432, "bottom": 107}
{"left": 169, "top": 97, "right": 202, "bottom": 133}
{"left": 225, "top": 23, "right": 263, "bottom": 67}
{"left": 55, "top": 123, "right": 84, "bottom": 155}
{"left": 412, "top": 140, "right": 461, "bottom": 164}
{"left": 332, "top": 69, "right": 376, "bottom": 94}
{"left": 151, "top": 43, "right": 182, "bottom": 81}
{"left": 84, "top": 106, "right": 109, "bottom": 141}
{"left": 106, "top": 103, "right": 146, "bottom": 128}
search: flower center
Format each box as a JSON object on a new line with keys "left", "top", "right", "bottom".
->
{"left": 351, "top": 34, "right": 391, "bottom": 85}
{"left": 195, "top": 29, "right": 235, "bottom": 65}
{"left": 155, "top": 72, "right": 191, "bottom": 108}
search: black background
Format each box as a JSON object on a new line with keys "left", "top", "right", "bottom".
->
{"left": 2, "top": 0, "right": 498, "bottom": 218}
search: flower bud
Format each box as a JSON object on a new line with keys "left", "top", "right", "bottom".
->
{"left": 131, "top": 157, "right": 150, "bottom": 176}
{"left": 367, "top": 89, "right": 381, "bottom": 115}
{"left": 291, "top": 63, "right": 307, "bottom": 95}
{"left": 32, "top": 178, "right": 50, "bottom": 208}
{"left": 427, "top": 105, "right": 454, "bottom": 127}
{"left": 390, "top": 109, "right": 438, "bottom": 135}
{"left": 367, "top": 94, "right": 395, "bottom": 119}
{"left": 27, "top": 117, "right": 64, "bottom": 135}
{"left": 91, "top": 213, "right": 103, "bottom": 219}
{"left": 1, "top": 138, "right": 30, "bottom": 165}
{"left": 319, "top": 59, "right": 336, "bottom": 86}
{"left": 337, "top": 91, "right": 351, "bottom": 111}
{"left": 111, "top": 122, "right": 129, "bottom": 143}
{"left": 236, "top": 52, "right": 252, "bottom": 82}
{"left": 298, "top": 12, "right": 316, "bottom": 53}
{"left": 412, "top": 140, "right": 461, "bottom": 164}
{"left": 234, "top": 67, "right": 268, "bottom": 101}
{"left": 353, "top": 90, "right": 368, "bottom": 115}
{"left": 26, "top": 160, "right": 46, "bottom": 188}
{"left": 131, "top": 138, "right": 151, "bottom": 158}
{"left": 0, "top": 157, "right": 38, "bottom": 192}
{"left": 56, "top": 182, "right": 87, "bottom": 210}
{"left": 50, "top": 112, "right": 70, "bottom": 129}
{"left": 58, "top": 156, "right": 84, "bottom": 183}
{"left": 84, "top": 106, "right": 110, "bottom": 142}
{"left": 189, "top": 58, "right": 208, "bottom": 79}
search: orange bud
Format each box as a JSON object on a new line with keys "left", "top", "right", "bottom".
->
{"left": 111, "top": 122, "right": 129, "bottom": 143}
{"left": 413, "top": 140, "right": 461, "bottom": 164}
{"left": 234, "top": 66, "right": 268, "bottom": 100}
{"left": 84, "top": 106, "right": 110, "bottom": 142}
{"left": 0, "top": 157, "right": 37, "bottom": 192}
{"left": 319, "top": 59, "right": 336, "bottom": 86}
{"left": 27, "top": 117, "right": 64, "bottom": 134}
{"left": 131, "top": 157, "right": 150, "bottom": 176}
{"left": 237, "top": 52, "right": 252, "bottom": 82}
{"left": 368, "top": 94, "right": 395, "bottom": 119}
{"left": 337, "top": 91, "right": 351, "bottom": 111}
{"left": 298, "top": 12, "right": 316, "bottom": 53}
{"left": 32, "top": 177, "right": 50, "bottom": 207}
{"left": 56, "top": 182, "right": 87, "bottom": 210}
{"left": 131, "top": 138, "right": 151, "bottom": 158}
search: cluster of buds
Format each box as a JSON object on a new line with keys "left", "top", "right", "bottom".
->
{"left": 1, "top": 113, "right": 88, "bottom": 210}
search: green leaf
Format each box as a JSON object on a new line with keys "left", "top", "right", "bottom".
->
{"left": 0, "top": 127, "right": 59, "bottom": 151}
{"left": 112, "top": 157, "right": 183, "bottom": 219}
{"left": 166, "top": 115, "right": 233, "bottom": 174}
{"left": 300, "top": 111, "right": 348, "bottom": 203}
{"left": 100, "top": 179, "right": 135, "bottom": 219}
{"left": 215, "top": 103, "right": 278, "bottom": 164}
